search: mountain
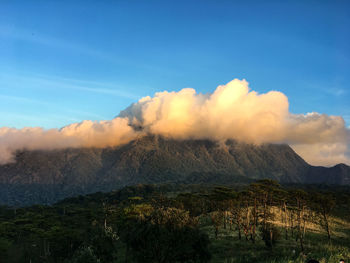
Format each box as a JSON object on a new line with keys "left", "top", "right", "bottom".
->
{"left": 304, "top": 163, "right": 350, "bottom": 185}
{"left": 0, "top": 135, "right": 349, "bottom": 206}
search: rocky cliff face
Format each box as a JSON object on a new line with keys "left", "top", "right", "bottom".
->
{"left": 0, "top": 136, "right": 349, "bottom": 206}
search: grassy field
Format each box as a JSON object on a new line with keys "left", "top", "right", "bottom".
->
{"left": 200, "top": 208, "right": 350, "bottom": 263}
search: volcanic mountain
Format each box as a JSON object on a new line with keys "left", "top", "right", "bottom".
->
{"left": 0, "top": 136, "right": 349, "bottom": 206}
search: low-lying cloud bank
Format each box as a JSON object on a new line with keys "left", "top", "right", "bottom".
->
{"left": 1, "top": 79, "right": 349, "bottom": 166}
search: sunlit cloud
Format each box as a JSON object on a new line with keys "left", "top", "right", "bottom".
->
{"left": 0, "top": 79, "right": 349, "bottom": 166}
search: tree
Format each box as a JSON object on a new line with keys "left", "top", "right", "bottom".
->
{"left": 88, "top": 223, "right": 118, "bottom": 263}
{"left": 312, "top": 193, "right": 335, "bottom": 242}
{"left": 208, "top": 187, "right": 237, "bottom": 237}
{"left": 290, "top": 189, "right": 308, "bottom": 252}
{"left": 68, "top": 246, "right": 100, "bottom": 263}
{"left": 0, "top": 237, "right": 12, "bottom": 261}
{"left": 261, "top": 223, "right": 281, "bottom": 248}
{"left": 249, "top": 180, "right": 281, "bottom": 246}
{"left": 122, "top": 207, "right": 211, "bottom": 263}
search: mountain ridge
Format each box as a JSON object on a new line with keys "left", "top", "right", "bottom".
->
{"left": 0, "top": 135, "right": 349, "bottom": 206}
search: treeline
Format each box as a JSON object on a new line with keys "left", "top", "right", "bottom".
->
{"left": 0, "top": 181, "right": 349, "bottom": 262}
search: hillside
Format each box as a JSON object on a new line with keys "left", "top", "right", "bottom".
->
{"left": 0, "top": 135, "right": 349, "bottom": 206}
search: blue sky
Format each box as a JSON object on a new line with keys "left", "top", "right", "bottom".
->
{"left": 0, "top": 0, "right": 349, "bottom": 129}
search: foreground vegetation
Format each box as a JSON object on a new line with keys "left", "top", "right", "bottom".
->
{"left": 0, "top": 181, "right": 350, "bottom": 262}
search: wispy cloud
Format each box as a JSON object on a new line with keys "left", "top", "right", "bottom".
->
{"left": 0, "top": 25, "right": 115, "bottom": 62}
{"left": 29, "top": 76, "right": 138, "bottom": 99}
{"left": 300, "top": 79, "right": 347, "bottom": 98}
{"left": 0, "top": 94, "right": 49, "bottom": 105}
{"left": 0, "top": 25, "right": 177, "bottom": 75}
{"left": 0, "top": 94, "right": 107, "bottom": 120}
{"left": 0, "top": 112, "right": 81, "bottom": 126}
{"left": 0, "top": 72, "right": 140, "bottom": 100}
{"left": 328, "top": 87, "right": 346, "bottom": 97}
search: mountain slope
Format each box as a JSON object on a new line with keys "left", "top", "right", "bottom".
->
{"left": 0, "top": 136, "right": 349, "bottom": 206}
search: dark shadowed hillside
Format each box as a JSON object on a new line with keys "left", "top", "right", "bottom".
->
{"left": 0, "top": 136, "right": 349, "bottom": 206}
